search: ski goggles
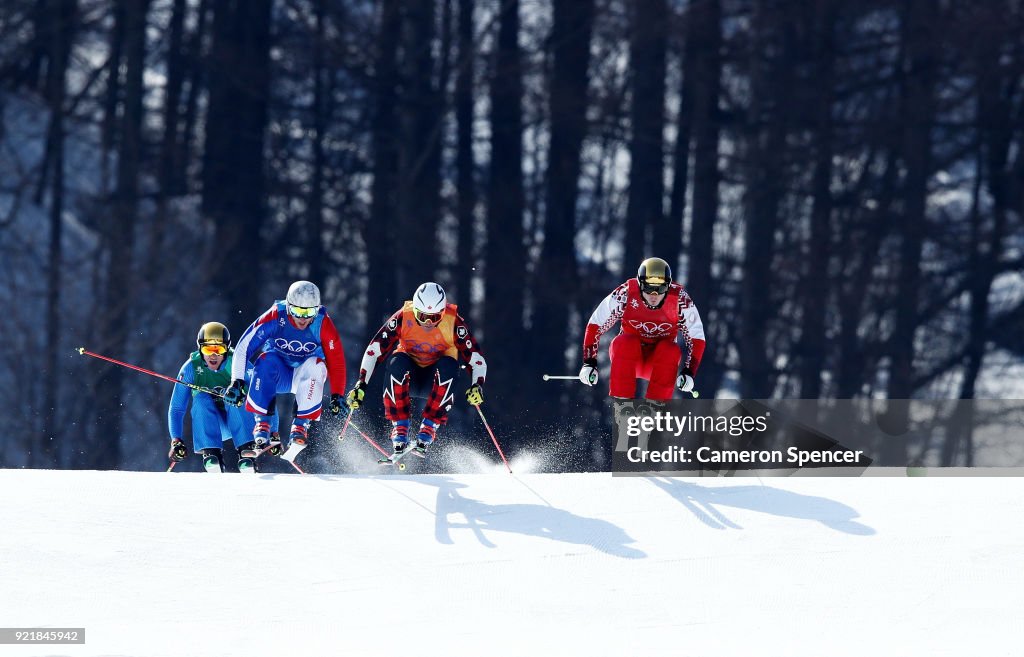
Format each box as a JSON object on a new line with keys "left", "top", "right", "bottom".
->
{"left": 289, "top": 305, "right": 319, "bottom": 319}
{"left": 413, "top": 309, "right": 443, "bottom": 325}
{"left": 200, "top": 343, "right": 228, "bottom": 356}
{"left": 640, "top": 278, "right": 669, "bottom": 295}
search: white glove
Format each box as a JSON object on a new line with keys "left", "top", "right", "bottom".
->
{"left": 677, "top": 373, "right": 694, "bottom": 392}
{"left": 579, "top": 363, "right": 598, "bottom": 386}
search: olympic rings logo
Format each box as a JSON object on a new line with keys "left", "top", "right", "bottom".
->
{"left": 274, "top": 338, "right": 318, "bottom": 353}
{"left": 406, "top": 341, "right": 445, "bottom": 356}
{"left": 627, "top": 320, "right": 673, "bottom": 336}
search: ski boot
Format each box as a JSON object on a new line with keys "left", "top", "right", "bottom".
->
{"left": 266, "top": 432, "right": 282, "bottom": 455}
{"left": 281, "top": 419, "right": 310, "bottom": 462}
{"left": 413, "top": 419, "right": 438, "bottom": 457}
{"left": 376, "top": 420, "right": 412, "bottom": 467}
{"left": 237, "top": 441, "right": 258, "bottom": 473}
{"left": 201, "top": 448, "right": 225, "bottom": 473}
{"left": 253, "top": 417, "right": 282, "bottom": 456}
{"left": 390, "top": 419, "right": 410, "bottom": 456}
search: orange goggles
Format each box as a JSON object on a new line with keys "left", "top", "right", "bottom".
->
{"left": 200, "top": 343, "right": 228, "bottom": 356}
{"left": 289, "top": 305, "right": 319, "bottom": 319}
{"left": 413, "top": 309, "right": 443, "bottom": 325}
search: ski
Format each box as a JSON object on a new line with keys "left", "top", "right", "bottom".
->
{"left": 253, "top": 436, "right": 283, "bottom": 458}
{"left": 202, "top": 455, "right": 224, "bottom": 473}
{"left": 280, "top": 439, "right": 306, "bottom": 463}
{"left": 378, "top": 447, "right": 416, "bottom": 470}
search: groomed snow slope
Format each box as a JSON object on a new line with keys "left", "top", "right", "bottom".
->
{"left": 2, "top": 469, "right": 1022, "bottom": 657}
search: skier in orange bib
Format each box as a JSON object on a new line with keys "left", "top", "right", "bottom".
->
{"left": 347, "top": 282, "right": 487, "bottom": 456}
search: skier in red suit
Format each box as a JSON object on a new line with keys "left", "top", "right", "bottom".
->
{"left": 581, "top": 257, "right": 706, "bottom": 400}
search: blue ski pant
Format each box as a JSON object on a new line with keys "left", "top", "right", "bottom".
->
{"left": 190, "top": 393, "right": 256, "bottom": 452}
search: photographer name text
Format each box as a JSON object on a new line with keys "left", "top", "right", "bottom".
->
{"left": 626, "top": 445, "right": 865, "bottom": 467}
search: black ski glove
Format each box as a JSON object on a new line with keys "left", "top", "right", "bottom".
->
{"left": 329, "top": 393, "right": 349, "bottom": 418}
{"left": 168, "top": 439, "right": 188, "bottom": 462}
{"left": 223, "top": 379, "right": 246, "bottom": 406}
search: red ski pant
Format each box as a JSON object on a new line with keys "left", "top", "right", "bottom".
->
{"left": 608, "top": 334, "right": 681, "bottom": 401}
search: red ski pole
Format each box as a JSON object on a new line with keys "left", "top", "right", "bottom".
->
{"left": 336, "top": 412, "right": 354, "bottom": 443}
{"left": 77, "top": 347, "right": 226, "bottom": 398}
{"left": 340, "top": 417, "right": 390, "bottom": 457}
{"left": 473, "top": 404, "right": 512, "bottom": 474}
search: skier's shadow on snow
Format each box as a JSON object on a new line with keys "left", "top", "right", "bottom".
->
{"left": 649, "top": 478, "right": 875, "bottom": 535}
{"left": 398, "top": 476, "right": 646, "bottom": 558}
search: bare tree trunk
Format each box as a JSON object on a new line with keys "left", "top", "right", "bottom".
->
{"left": 622, "top": 0, "right": 668, "bottom": 274}
{"left": 945, "top": 2, "right": 1015, "bottom": 465}
{"left": 148, "top": 0, "right": 186, "bottom": 288}
{"left": 532, "top": 0, "right": 595, "bottom": 383}
{"left": 484, "top": 0, "right": 526, "bottom": 403}
{"left": 397, "top": 0, "right": 442, "bottom": 291}
{"left": 307, "top": 0, "right": 328, "bottom": 287}
{"left": 665, "top": 2, "right": 697, "bottom": 277}
{"left": 366, "top": 0, "right": 402, "bottom": 329}
{"left": 101, "top": 0, "right": 125, "bottom": 190}
{"left": 40, "top": 0, "right": 77, "bottom": 468}
{"left": 798, "top": 0, "right": 836, "bottom": 399}
{"left": 454, "top": 0, "right": 476, "bottom": 313}
{"left": 93, "top": 0, "right": 148, "bottom": 469}
{"left": 739, "top": 0, "right": 791, "bottom": 399}
{"left": 178, "top": 0, "right": 209, "bottom": 194}
{"left": 158, "top": 0, "right": 186, "bottom": 197}
{"left": 884, "top": 0, "right": 938, "bottom": 464}
{"left": 23, "top": 0, "right": 48, "bottom": 92}
{"left": 203, "top": 0, "right": 273, "bottom": 320}
{"left": 685, "top": 0, "right": 722, "bottom": 396}
{"left": 835, "top": 157, "right": 896, "bottom": 398}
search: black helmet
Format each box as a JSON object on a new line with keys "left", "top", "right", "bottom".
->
{"left": 637, "top": 257, "right": 672, "bottom": 295}
{"left": 196, "top": 321, "right": 231, "bottom": 348}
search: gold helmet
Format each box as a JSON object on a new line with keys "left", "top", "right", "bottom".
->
{"left": 196, "top": 322, "right": 231, "bottom": 348}
{"left": 637, "top": 257, "right": 672, "bottom": 295}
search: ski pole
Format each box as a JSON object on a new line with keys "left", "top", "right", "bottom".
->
{"left": 473, "top": 404, "right": 512, "bottom": 474}
{"left": 336, "top": 412, "right": 354, "bottom": 443}
{"left": 77, "top": 347, "right": 226, "bottom": 398}
{"left": 342, "top": 418, "right": 390, "bottom": 457}
{"left": 167, "top": 461, "right": 178, "bottom": 472}
{"left": 543, "top": 370, "right": 700, "bottom": 397}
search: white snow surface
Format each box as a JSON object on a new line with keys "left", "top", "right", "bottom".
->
{"left": 2, "top": 469, "right": 1022, "bottom": 656}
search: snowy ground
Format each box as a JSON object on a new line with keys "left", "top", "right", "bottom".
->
{"left": 2, "top": 469, "right": 1022, "bottom": 657}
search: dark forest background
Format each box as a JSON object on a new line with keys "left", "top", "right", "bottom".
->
{"left": 1, "top": 0, "right": 1022, "bottom": 471}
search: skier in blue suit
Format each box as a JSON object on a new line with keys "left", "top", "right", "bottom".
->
{"left": 167, "top": 322, "right": 277, "bottom": 473}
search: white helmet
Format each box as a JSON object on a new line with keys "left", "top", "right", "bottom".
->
{"left": 286, "top": 280, "right": 321, "bottom": 319}
{"left": 412, "top": 282, "right": 447, "bottom": 324}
